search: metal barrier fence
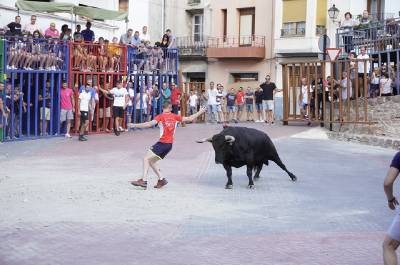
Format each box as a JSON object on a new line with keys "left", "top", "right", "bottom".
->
{"left": 281, "top": 59, "right": 378, "bottom": 127}
{"left": 127, "top": 46, "right": 179, "bottom": 75}
{"left": 2, "top": 38, "right": 69, "bottom": 142}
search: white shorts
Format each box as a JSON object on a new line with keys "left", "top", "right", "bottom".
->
{"left": 40, "top": 107, "right": 51, "bottom": 121}
{"left": 388, "top": 211, "right": 400, "bottom": 241}
{"left": 60, "top": 109, "right": 73, "bottom": 122}
{"left": 99, "top": 107, "right": 111, "bottom": 118}
{"left": 262, "top": 100, "right": 274, "bottom": 111}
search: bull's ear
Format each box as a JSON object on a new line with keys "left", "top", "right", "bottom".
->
{"left": 196, "top": 137, "right": 213, "bottom": 143}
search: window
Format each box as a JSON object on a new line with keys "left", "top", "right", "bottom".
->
{"left": 282, "top": 21, "right": 305, "bottom": 36}
{"left": 193, "top": 14, "right": 203, "bottom": 42}
{"left": 230, "top": 73, "right": 258, "bottom": 82}
{"left": 239, "top": 8, "right": 255, "bottom": 45}
{"left": 222, "top": 9, "right": 227, "bottom": 40}
{"left": 119, "top": 0, "right": 129, "bottom": 12}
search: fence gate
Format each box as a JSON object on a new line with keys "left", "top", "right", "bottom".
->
{"left": 281, "top": 58, "right": 376, "bottom": 128}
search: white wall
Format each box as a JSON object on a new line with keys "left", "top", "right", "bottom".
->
{"left": 385, "top": 0, "right": 400, "bottom": 18}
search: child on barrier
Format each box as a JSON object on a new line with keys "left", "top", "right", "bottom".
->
{"left": 6, "top": 35, "right": 18, "bottom": 70}
{"left": 152, "top": 42, "right": 164, "bottom": 71}
{"left": 107, "top": 37, "right": 120, "bottom": 72}
{"left": 129, "top": 102, "right": 206, "bottom": 189}
{"left": 23, "top": 35, "right": 34, "bottom": 70}
{"left": 73, "top": 34, "right": 84, "bottom": 70}
{"left": 98, "top": 37, "right": 108, "bottom": 72}
{"left": 38, "top": 38, "right": 49, "bottom": 71}
{"left": 31, "top": 31, "right": 42, "bottom": 69}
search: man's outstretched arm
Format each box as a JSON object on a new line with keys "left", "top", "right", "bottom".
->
{"left": 128, "top": 120, "right": 158, "bottom": 129}
{"left": 182, "top": 107, "right": 207, "bottom": 123}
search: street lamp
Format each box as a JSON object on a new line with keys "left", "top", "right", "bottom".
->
{"left": 328, "top": 4, "right": 340, "bottom": 22}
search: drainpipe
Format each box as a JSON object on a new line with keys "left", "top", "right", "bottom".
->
{"left": 162, "top": 0, "right": 165, "bottom": 33}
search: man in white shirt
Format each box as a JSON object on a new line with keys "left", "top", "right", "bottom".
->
{"left": 100, "top": 80, "right": 129, "bottom": 136}
{"left": 299, "top": 78, "right": 310, "bottom": 123}
{"left": 188, "top": 90, "right": 198, "bottom": 116}
{"left": 23, "top": 15, "right": 42, "bottom": 35}
{"left": 141, "top": 26, "right": 150, "bottom": 42}
{"left": 78, "top": 85, "right": 93, "bottom": 141}
{"left": 206, "top": 81, "right": 217, "bottom": 123}
{"left": 357, "top": 46, "right": 370, "bottom": 98}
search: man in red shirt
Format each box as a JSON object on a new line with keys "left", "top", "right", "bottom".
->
{"left": 129, "top": 102, "right": 206, "bottom": 189}
{"left": 236, "top": 87, "right": 245, "bottom": 122}
{"left": 170, "top": 83, "right": 181, "bottom": 114}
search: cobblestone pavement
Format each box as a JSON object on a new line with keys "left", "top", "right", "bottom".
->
{"left": 0, "top": 123, "right": 397, "bottom": 265}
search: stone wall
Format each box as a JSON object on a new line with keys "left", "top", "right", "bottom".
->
{"left": 326, "top": 95, "right": 400, "bottom": 150}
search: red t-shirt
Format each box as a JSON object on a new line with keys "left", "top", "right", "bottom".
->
{"left": 171, "top": 88, "right": 182, "bottom": 106}
{"left": 60, "top": 88, "right": 73, "bottom": 110}
{"left": 155, "top": 112, "right": 183, "bottom": 143}
{"left": 236, "top": 91, "right": 245, "bottom": 105}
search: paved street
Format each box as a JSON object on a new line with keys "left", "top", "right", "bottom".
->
{"left": 0, "top": 123, "right": 397, "bottom": 265}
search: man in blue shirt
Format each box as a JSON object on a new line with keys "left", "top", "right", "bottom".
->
{"left": 161, "top": 82, "right": 171, "bottom": 103}
{"left": 383, "top": 151, "right": 400, "bottom": 265}
{"left": 131, "top": 31, "right": 141, "bottom": 48}
{"left": 80, "top": 21, "right": 94, "bottom": 42}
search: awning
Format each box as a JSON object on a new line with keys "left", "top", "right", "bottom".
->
{"left": 16, "top": 0, "right": 74, "bottom": 14}
{"left": 15, "top": 0, "right": 128, "bottom": 22}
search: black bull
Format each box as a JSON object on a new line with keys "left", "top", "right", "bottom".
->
{"left": 197, "top": 126, "right": 297, "bottom": 189}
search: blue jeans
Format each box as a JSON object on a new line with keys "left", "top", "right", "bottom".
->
{"left": 246, "top": 104, "right": 253, "bottom": 113}
{"left": 207, "top": 104, "right": 217, "bottom": 122}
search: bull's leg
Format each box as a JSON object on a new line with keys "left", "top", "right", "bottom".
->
{"left": 272, "top": 157, "right": 297, "bottom": 182}
{"left": 223, "top": 164, "right": 233, "bottom": 189}
{"left": 247, "top": 165, "right": 254, "bottom": 189}
{"left": 254, "top": 164, "right": 263, "bottom": 181}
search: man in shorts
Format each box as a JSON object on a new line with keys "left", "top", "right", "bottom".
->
{"left": 260, "top": 75, "right": 277, "bottom": 125}
{"left": 129, "top": 102, "right": 206, "bottom": 189}
{"left": 60, "top": 81, "right": 74, "bottom": 138}
{"left": 254, "top": 86, "right": 264, "bottom": 122}
{"left": 383, "top": 151, "right": 400, "bottom": 265}
{"left": 78, "top": 84, "right": 93, "bottom": 141}
{"left": 236, "top": 87, "right": 245, "bottom": 122}
{"left": 245, "top": 87, "right": 254, "bottom": 122}
{"left": 226, "top": 88, "right": 237, "bottom": 123}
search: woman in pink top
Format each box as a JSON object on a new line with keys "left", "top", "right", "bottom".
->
{"left": 44, "top": 23, "right": 60, "bottom": 38}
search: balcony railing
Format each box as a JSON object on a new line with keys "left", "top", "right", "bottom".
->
{"left": 187, "top": 0, "right": 201, "bottom": 5}
{"left": 336, "top": 17, "right": 400, "bottom": 55}
{"left": 207, "top": 35, "right": 265, "bottom": 48}
{"left": 280, "top": 28, "right": 305, "bottom": 37}
{"left": 176, "top": 36, "right": 207, "bottom": 57}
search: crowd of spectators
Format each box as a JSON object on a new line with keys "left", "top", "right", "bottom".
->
{"left": 2, "top": 15, "right": 178, "bottom": 73}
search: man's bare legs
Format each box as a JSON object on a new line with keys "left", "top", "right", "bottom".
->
{"left": 383, "top": 236, "right": 400, "bottom": 265}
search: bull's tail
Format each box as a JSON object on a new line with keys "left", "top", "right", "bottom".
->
{"left": 272, "top": 157, "right": 297, "bottom": 182}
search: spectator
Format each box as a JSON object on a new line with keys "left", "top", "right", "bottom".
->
{"left": 380, "top": 72, "right": 393, "bottom": 97}
{"left": 81, "top": 21, "right": 95, "bottom": 42}
{"left": 358, "top": 10, "right": 371, "bottom": 29}
{"left": 206, "top": 81, "right": 217, "bottom": 123}
{"left": 299, "top": 77, "right": 310, "bottom": 121}
{"left": 73, "top": 24, "right": 81, "bottom": 40}
{"left": 100, "top": 80, "right": 128, "bottom": 135}
{"left": 382, "top": 151, "right": 400, "bottom": 265}
{"left": 44, "top": 22, "right": 60, "bottom": 38}
{"left": 357, "top": 46, "right": 370, "bottom": 98}
{"left": 78, "top": 83, "right": 93, "bottom": 141}
{"left": 370, "top": 67, "right": 380, "bottom": 98}
{"left": 260, "top": 75, "right": 277, "bottom": 125}
{"left": 131, "top": 31, "right": 141, "bottom": 48}
{"left": 125, "top": 82, "right": 134, "bottom": 127}
{"left": 108, "top": 37, "right": 121, "bottom": 71}
{"left": 166, "top": 29, "right": 176, "bottom": 48}
{"left": 98, "top": 37, "right": 108, "bottom": 72}
{"left": 339, "top": 12, "right": 359, "bottom": 54}
{"left": 98, "top": 83, "right": 113, "bottom": 132}
{"left": 161, "top": 82, "right": 171, "bottom": 103}
{"left": 236, "top": 87, "right": 245, "bottom": 122}
{"left": 188, "top": 90, "right": 198, "bottom": 116}
{"left": 226, "top": 88, "right": 237, "bottom": 123}
{"left": 170, "top": 83, "right": 181, "bottom": 114}
{"left": 340, "top": 71, "right": 352, "bottom": 118}
{"left": 23, "top": 15, "right": 42, "bottom": 35}
{"left": 60, "top": 25, "right": 71, "bottom": 41}
{"left": 151, "top": 42, "right": 164, "bottom": 71}
{"left": 141, "top": 26, "right": 150, "bottom": 42}
{"left": 120, "top": 29, "right": 134, "bottom": 45}
{"left": 38, "top": 81, "right": 52, "bottom": 136}
{"left": 245, "top": 87, "right": 254, "bottom": 122}
{"left": 216, "top": 84, "right": 224, "bottom": 123}
{"left": 59, "top": 81, "right": 74, "bottom": 138}
{"left": 160, "top": 34, "right": 169, "bottom": 48}
{"left": 135, "top": 86, "right": 149, "bottom": 123}
{"left": 254, "top": 86, "right": 264, "bottom": 122}
{"left": 7, "top": 16, "right": 22, "bottom": 36}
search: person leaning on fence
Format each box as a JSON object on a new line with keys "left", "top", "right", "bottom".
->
{"left": 339, "top": 12, "right": 359, "bottom": 54}
{"left": 383, "top": 151, "right": 400, "bottom": 265}
{"left": 98, "top": 83, "right": 113, "bottom": 133}
{"left": 129, "top": 102, "right": 207, "bottom": 189}
{"left": 60, "top": 81, "right": 74, "bottom": 138}
{"left": 357, "top": 46, "right": 370, "bottom": 98}
{"left": 235, "top": 87, "right": 245, "bottom": 122}
{"left": 380, "top": 72, "right": 393, "bottom": 97}
{"left": 188, "top": 90, "right": 198, "bottom": 116}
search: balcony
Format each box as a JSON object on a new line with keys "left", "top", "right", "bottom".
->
{"left": 206, "top": 35, "right": 265, "bottom": 59}
{"left": 335, "top": 17, "right": 400, "bottom": 56}
{"left": 176, "top": 36, "right": 207, "bottom": 58}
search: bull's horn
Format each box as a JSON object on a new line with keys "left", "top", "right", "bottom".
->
{"left": 225, "top": 135, "right": 235, "bottom": 143}
{"left": 196, "top": 137, "right": 212, "bottom": 143}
